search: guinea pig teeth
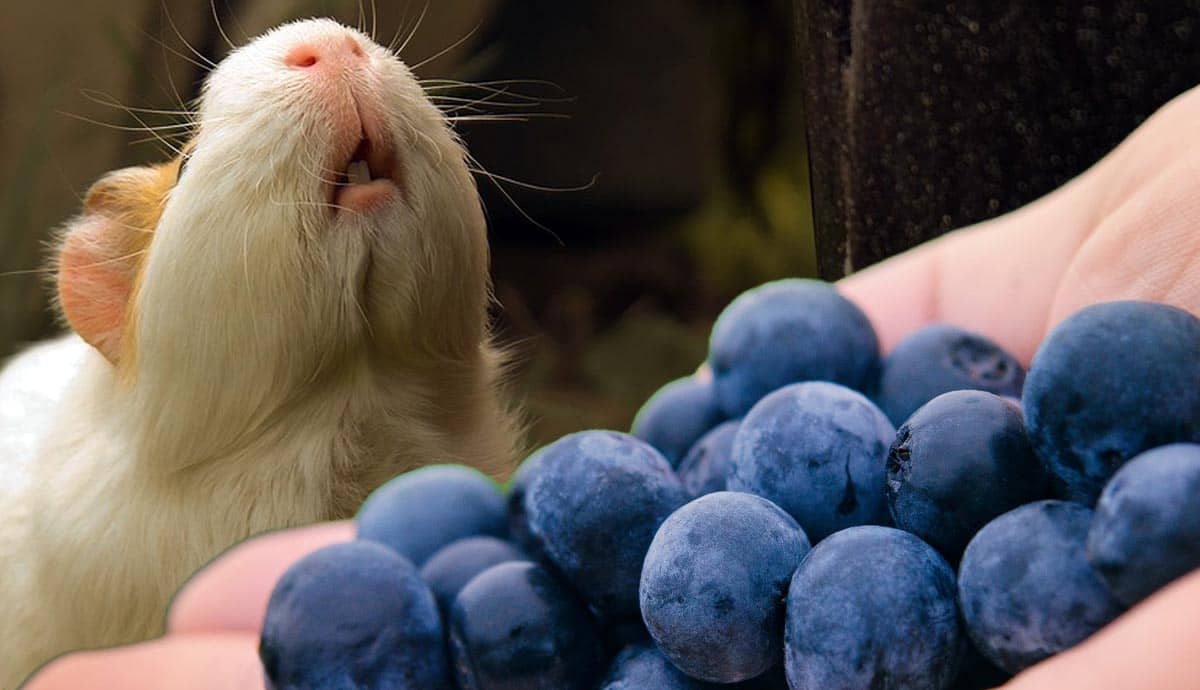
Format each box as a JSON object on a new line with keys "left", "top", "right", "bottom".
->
{"left": 346, "top": 160, "right": 372, "bottom": 185}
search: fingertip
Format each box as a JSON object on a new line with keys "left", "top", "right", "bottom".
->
{"left": 22, "top": 634, "right": 263, "bottom": 690}
{"left": 168, "top": 521, "right": 355, "bottom": 634}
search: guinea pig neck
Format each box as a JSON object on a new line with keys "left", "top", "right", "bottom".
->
{"left": 96, "top": 211, "right": 508, "bottom": 524}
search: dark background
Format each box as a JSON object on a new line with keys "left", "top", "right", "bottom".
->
{"left": 2, "top": 1, "right": 1197, "bottom": 448}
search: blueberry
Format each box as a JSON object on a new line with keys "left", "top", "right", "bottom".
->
{"left": 958, "top": 500, "right": 1125, "bottom": 674}
{"left": 640, "top": 492, "right": 811, "bottom": 683}
{"left": 523, "top": 430, "right": 688, "bottom": 618}
{"left": 784, "top": 526, "right": 963, "bottom": 690}
{"left": 708, "top": 279, "right": 880, "bottom": 418}
{"left": 356, "top": 465, "right": 506, "bottom": 566}
{"left": 676, "top": 420, "right": 741, "bottom": 498}
{"left": 1023, "top": 301, "right": 1200, "bottom": 503}
{"left": 728, "top": 381, "right": 894, "bottom": 541}
{"left": 876, "top": 324, "right": 1025, "bottom": 425}
{"left": 1088, "top": 443, "right": 1200, "bottom": 606}
{"left": 260, "top": 541, "right": 449, "bottom": 690}
{"left": 599, "top": 645, "right": 715, "bottom": 690}
{"left": 420, "top": 536, "right": 527, "bottom": 612}
{"left": 632, "top": 376, "right": 725, "bottom": 466}
{"left": 449, "top": 561, "right": 603, "bottom": 690}
{"left": 506, "top": 447, "right": 549, "bottom": 556}
{"left": 886, "top": 390, "right": 1049, "bottom": 561}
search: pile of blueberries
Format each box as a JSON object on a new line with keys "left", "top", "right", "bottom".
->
{"left": 259, "top": 279, "right": 1200, "bottom": 690}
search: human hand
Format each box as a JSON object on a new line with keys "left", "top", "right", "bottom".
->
{"left": 22, "top": 522, "right": 354, "bottom": 690}
{"left": 839, "top": 85, "right": 1200, "bottom": 689}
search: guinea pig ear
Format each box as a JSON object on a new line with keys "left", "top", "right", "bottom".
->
{"left": 56, "top": 165, "right": 173, "bottom": 366}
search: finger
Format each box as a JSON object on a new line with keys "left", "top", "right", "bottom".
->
{"left": 1048, "top": 152, "right": 1200, "bottom": 328}
{"left": 1003, "top": 569, "right": 1200, "bottom": 690}
{"left": 835, "top": 237, "right": 943, "bottom": 356}
{"left": 168, "top": 521, "right": 355, "bottom": 634}
{"left": 22, "top": 634, "right": 262, "bottom": 690}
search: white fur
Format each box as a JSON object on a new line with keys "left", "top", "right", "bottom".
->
{"left": 0, "top": 20, "right": 520, "bottom": 688}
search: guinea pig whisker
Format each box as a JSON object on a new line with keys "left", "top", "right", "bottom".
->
{"left": 210, "top": 0, "right": 237, "bottom": 51}
{"left": 158, "top": 3, "right": 218, "bottom": 69}
{"left": 75, "top": 91, "right": 204, "bottom": 131}
{"left": 141, "top": 28, "right": 216, "bottom": 73}
{"left": 388, "top": 0, "right": 430, "bottom": 55}
{"left": 420, "top": 80, "right": 572, "bottom": 109}
{"left": 466, "top": 167, "right": 599, "bottom": 195}
{"left": 80, "top": 91, "right": 202, "bottom": 118}
{"left": 445, "top": 113, "right": 571, "bottom": 123}
{"left": 463, "top": 152, "right": 562, "bottom": 246}
{"left": 407, "top": 24, "right": 480, "bottom": 71}
{"left": 430, "top": 94, "right": 555, "bottom": 112}
{"left": 0, "top": 249, "right": 151, "bottom": 281}
{"left": 267, "top": 197, "right": 366, "bottom": 220}
{"left": 56, "top": 112, "right": 185, "bottom": 157}
{"left": 157, "top": 39, "right": 196, "bottom": 121}
{"left": 296, "top": 160, "right": 349, "bottom": 188}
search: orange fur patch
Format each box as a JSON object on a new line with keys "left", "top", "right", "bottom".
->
{"left": 57, "top": 149, "right": 188, "bottom": 371}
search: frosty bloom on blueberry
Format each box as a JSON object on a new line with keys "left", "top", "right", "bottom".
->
{"left": 255, "top": 287, "right": 1200, "bottom": 690}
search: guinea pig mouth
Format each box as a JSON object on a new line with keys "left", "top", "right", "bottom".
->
{"left": 331, "top": 135, "right": 399, "bottom": 210}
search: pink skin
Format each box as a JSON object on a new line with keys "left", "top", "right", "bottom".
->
{"left": 284, "top": 33, "right": 401, "bottom": 213}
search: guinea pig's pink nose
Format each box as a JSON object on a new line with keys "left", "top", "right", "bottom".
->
{"left": 284, "top": 35, "right": 366, "bottom": 69}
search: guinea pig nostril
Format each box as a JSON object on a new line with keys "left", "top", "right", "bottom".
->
{"left": 284, "top": 46, "right": 320, "bottom": 69}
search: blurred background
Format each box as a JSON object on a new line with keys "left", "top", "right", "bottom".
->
{"left": 2, "top": 1, "right": 1198, "bottom": 448}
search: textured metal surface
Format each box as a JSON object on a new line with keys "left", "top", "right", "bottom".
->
{"left": 0, "top": 336, "right": 87, "bottom": 499}
{"left": 798, "top": 1, "right": 1200, "bottom": 278}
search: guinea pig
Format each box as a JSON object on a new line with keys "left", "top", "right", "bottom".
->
{"left": 0, "top": 18, "right": 522, "bottom": 688}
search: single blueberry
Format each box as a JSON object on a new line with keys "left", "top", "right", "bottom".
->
{"left": 1023, "top": 301, "right": 1200, "bottom": 503}
{"left": 449, "top": 561, "right": 603, "bottom": 690}
{"left": 356, "top": 465, "right": 506, "bottom": 566}
{"left": 506, "top": 447, "right": 549, "bottom": 556}
{"left": 259, "top": 541, "right": 449, "bottom": 690}
{"left": 958, "top": 500, "right": 1126, "bottom": 674}
{"left": 523, "top": 430, "right": 688, "bottom": 619}
{"left": 632, "top": 376, "right": 725, "bottom": 467}
{"left": 728, "top": 381, "right": 894, "bottom": 541}
{"left": 784, "top": 526, "right": 963, "bottom": 690}
{"left": 599, "top": 645, "right": 716, "bottom": 690}
{"left": 708, "top": 279, "right": 880, "bottom": 418}
{"left": 886, "top": 390, "right": 1049, "bottom": 561}
{"left": 876, "top": 324, "right": 1025, "bottom": 425}
{"left": 640, "top": 492, "right": 811, "bottom": 683}
{"left": 1088, "top": 443, "right": 1200, "bottom": 606}
{"left": 676, "top": 419, "right": 741, "bottom": 498}
{"left": 419, "top": 536, "right": 527, "bottom": 613}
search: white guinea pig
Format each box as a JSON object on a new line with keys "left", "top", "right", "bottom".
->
{"left": 0, "top": 18, "right": 522, "bottom": 688}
